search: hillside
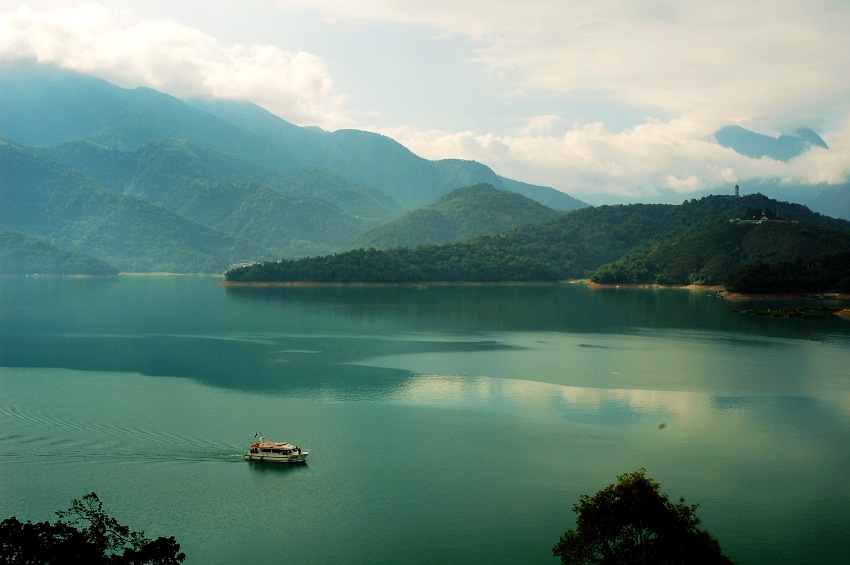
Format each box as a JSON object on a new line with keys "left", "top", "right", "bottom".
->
{"left": 188, "top": 97, "right": 588, "bottom": 211}
{"left": 0, "top": 61, "right": 585, "bottom": 212}
{"left": 0, "top": 61, "right": 590, "bottom": 273}
{"left": 0, "top": 142, "right": 263, "bottom": 273}
{"left": 350, "top": 183, "right": 561, "bottom": 249}
{"left": 226, "top": 194, "right": 850, "bottom": 284}
{"left": 36, "top": 139, "right": 388, "bottom": 257}
{"left": 0, "top": 231, "right": 118, "bottom": 275}
{"left": 592, "top": 219, "right": 850, "bottom": 286}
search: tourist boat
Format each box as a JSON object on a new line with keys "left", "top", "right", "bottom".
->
{"left": 244, "top": 435, "right": 308, "bottom": 463}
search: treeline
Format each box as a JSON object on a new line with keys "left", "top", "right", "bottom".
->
{"left": 227, "top": 194, "right": 850, "bottom": 287}
{"left": 591, "top": 220, "right": 850, "bottom": 287}
{"left": 0, "top": 231, "right": 118, "bottom": 275}
{"left": 726, "top": 251, "right": 850, "bottom": 293}
{"left": 226, "top": 246, "right": 559, "bottom": 283}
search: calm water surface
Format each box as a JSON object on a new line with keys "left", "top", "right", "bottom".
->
{"left": 1, "top": 277, "right": 849, "bottom": 564}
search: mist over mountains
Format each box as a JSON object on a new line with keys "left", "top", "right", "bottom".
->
{"left": 0, "top": 61, "right": 585, "bottom": 273}
{"left": 2, "top": 61, "right": 849, "bottom": 280}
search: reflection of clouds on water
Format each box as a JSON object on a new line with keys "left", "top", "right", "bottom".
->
{"left": 558, "top": 386, "right": 701, "bottom": 416}
{"left": 829, "top": 392, "right": 850, "bottom": 422}
{"left": 391, "top": 372, "right": 713, "bottom": 428}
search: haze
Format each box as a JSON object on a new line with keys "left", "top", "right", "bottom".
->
{"left": 3, "top": 0, "right": 849, "bottom": 202}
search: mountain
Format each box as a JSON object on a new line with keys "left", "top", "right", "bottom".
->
{"left": 0, "top": 61, "right": 584, "bottom": 212}
{"left": 226, "top": 194, "right": 850, "bottom": 284}
{"left": 0, "top": 60, "right": 297, "bottom": 167}
{"left": 186, "top": 98, "right": 587, "bottom": 211}
{"left": 0, "top": 61, "right": 589, "bottom": 273}
{"left": 593, "top": 219, "right": 850, "bottom": 286}
{"left": 715, "top": 125, "right": 828, "bottom": 161}
{"left": 0, "top": 230, "right": 118, "bottom": 275}
{"left": 0, "top": 142, "right": 264, "bottom": 272}
{"left": 35, "top": 139, "right": 396, "bottom": 257}
{"left": 350, "top": 183, "right": 561, "bottom": 249}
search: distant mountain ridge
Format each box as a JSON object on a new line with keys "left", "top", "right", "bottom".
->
{"left": 0, "top": 141, "right": 262, "bottom": 273}
{"left": 715, "top": 125, "right": 828, "bottom": 161}
{"left": 0, "top": 60, "right": 587, "bottom": 273}
{"left": 189, "top": 98, "right": 586, "bottom": 210}
{"left": 351, "top": 183, "right": 561, "bottom": 249}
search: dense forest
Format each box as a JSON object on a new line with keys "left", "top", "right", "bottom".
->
{"left": 592, "top": 220, "right": 850, "bottom": 286}
{"left": 227, "top": 194, "right": 850, "bottom": 288}
{"left": 0, "top": 63, "right": 586, "bottom": 274}
{"left": 725, "top": 250, "right": 850, "bottom": 293}
{"left": 0, "top": 231, "right": 118, "bottom": 275}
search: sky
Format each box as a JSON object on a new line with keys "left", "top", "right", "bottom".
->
{"left": 2, "top": 0, "right": 850, "bottom": 203}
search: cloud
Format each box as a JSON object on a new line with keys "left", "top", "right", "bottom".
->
{"left": 278, "top": 1, "right": 850, "bottom": 128}
{"left": 379, "top": 116, "right": 849, "bottom": 200}
{"left": 277, "top": 0, "right": 850, "bottom": 196}
{"left": 0, "top": 3, "right": 351, "bottom": 129}
{"left": 3, "top": 1, "right": 850, "bottom": 199}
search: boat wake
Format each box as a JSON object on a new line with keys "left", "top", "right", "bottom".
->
{"left": 0, "top": 406, "right": 242, "bottom": 465}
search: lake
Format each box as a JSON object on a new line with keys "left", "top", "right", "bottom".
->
{"left": 1, "top": 276, "right": 849, "bottom": 563}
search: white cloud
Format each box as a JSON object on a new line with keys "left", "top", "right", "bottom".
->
{"left": 277, "top": 0, "right": 850, "bottom": 197}
{"left": 379, "top": 116, "right": 850, "bottom": 200}
{"left": 277, "top": 1, "right": 850, "bottom": 125}
{"left": 3, "top": 1, "right": 850, "bottom": 199}
{"left": 0, "top": 3, "right": 351, "bottom": 129}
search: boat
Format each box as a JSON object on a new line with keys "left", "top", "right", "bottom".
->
{"left": 244, "top": 435, "right": 308, "bottom": 463}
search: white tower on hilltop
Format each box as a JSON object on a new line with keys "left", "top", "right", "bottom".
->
{"left": 734, "top": 184, "right": 740, "bottom": 197}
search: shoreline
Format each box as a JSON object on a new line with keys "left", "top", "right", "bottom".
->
{"left": 218, "top": 277, "right": 850, "bottom": 301}
{"left": 570, "top": 279, "right": 850, "bottom": 302}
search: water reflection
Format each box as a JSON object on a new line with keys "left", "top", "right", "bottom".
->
{"left": 244, "top": 460, "right": 310, "bottom": 475}
{"left": 223, "top": 282, "right": 850, "bottom": 341}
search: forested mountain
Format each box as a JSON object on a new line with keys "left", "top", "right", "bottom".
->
{"left": 188, "top": 98, "right": 587, "bottom": 211}
{"left": 226, "top": 194, "right": 850, "bottom": 285}
{"left": 36, "top": 140, "right": 393, "bottom": 257}
{"left": 350, "top": 183, "right": 561, "bottom": 249}
{"left": 1, "top": 142, "right": 263, "bottom": 273}
{"left": 593, "top": 219, "right": 850, "bottom": 286}
{"left": 0, "top": 61, "right": 587, "bottom": 273}
{"left": 0, "top": 230, "right": 118, "bottom": 275}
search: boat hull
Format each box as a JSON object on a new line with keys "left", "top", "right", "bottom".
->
{"left": 243, "top": 452, "right": 308, "bottom": 463}
{"left": 245, "top": 435, "right": 308, "bottom": 463}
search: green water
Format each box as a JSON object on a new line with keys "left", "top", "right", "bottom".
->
{"left": 1, "top": 277, "right": 849, "bottom": 563}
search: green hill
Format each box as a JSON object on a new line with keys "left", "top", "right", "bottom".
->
{"left": 592, "top": 219, "right": 850, "bottom": 286}
{"left": 226, "top": 194, "right": 850, "bottom": 285}
{"left": 0, "top": 60, "right": 295, "bottom": 167}
{"left": 37, "top": 139, "right": 405, "bottom": 224}
{"left": 0, "top": 230, "right": 118, "bottom": 275}
{"left": 186, "top": 98, "right": 587, "bottom": 211}
{"left": 0, "top": 143, "right": 264, "bottom": 273}
{"left": 1, "top": 61, "right": 585, "bottom": 213}
{"left": 350, "top": 183, "right": 561, "bottom": 249}
{"left": 0, "top": 61, "right": 589, "bottom": 273}
{"left": 36, "top": 139, "right": 391, "bottom": 257}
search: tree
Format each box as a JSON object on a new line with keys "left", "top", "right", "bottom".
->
{"left": 0, "top": 492, "right": 185, "bottom": 564}
{"left": 553, "top": 469, "right": 733, "bottom": 565}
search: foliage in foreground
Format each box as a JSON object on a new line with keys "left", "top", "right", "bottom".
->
{"left": 0, "top": 492, "right": 184, "bottom": 564}
{"left": 553, "top": 469, "right": 733, "bottom": 565}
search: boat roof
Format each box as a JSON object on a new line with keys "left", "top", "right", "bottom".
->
{"left": 250, "top": 436, "right": 298, "bottom": 449}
